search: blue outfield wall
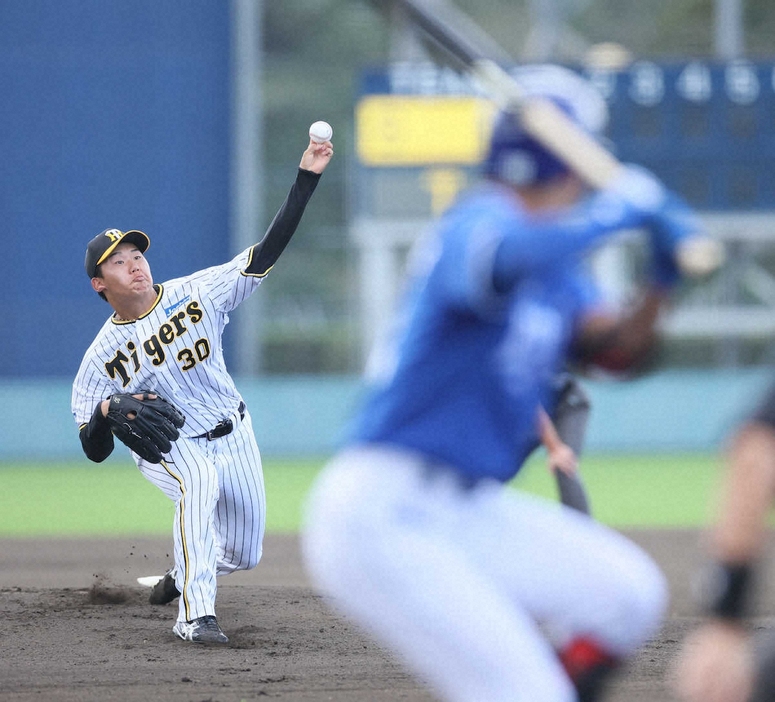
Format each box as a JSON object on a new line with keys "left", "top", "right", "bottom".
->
{"left": 0, "top": 1, "right": 232, "bottom": 379}
{"left": 0, "top": 369, "right": 770, "bottom": 461}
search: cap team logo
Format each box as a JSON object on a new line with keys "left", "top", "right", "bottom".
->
{"left": 104, "top": 228, "right": 124, "bottom": 242}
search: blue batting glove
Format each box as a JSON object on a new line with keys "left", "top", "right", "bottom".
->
{"left": 609, "top": 165, "right": 705, "bottom": 289}
{"left": 646, "top": 192, "right": 705, "bottom": 289}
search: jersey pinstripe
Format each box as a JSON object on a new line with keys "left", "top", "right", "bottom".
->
{"left": 72, "top": 247, "right": 260, "bottom": 436}
{"left": 140, "top": 415, "right": 265, "bottom": 623}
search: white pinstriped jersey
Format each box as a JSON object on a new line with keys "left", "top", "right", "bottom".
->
{"left": 72, "top": 247, "right": 261, "bottom": 437}
{"left": 71, "top": 166, "right": 322, "bottom": 631}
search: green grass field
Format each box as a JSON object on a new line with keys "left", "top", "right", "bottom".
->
{"left": 0, "top": 452, "right": 724, "bottom": 537}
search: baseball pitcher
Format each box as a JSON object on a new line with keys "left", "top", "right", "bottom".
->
{"left": 72, "top": 136, "right": 333, "bottom": 644}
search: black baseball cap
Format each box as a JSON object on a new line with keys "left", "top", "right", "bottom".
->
{"left": 85, "top": 228, "right": 151, "bottom": 278}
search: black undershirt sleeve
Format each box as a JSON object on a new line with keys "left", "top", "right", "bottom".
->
{"left": 79, "top": 402, "right": 115, "bottom": 463}
{"left": 244, "top": 168, "right": 322, "bottom": 277}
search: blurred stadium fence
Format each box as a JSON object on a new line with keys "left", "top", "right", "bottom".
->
{"left": 0, "top": 369, "right": 768, "bottom": 461}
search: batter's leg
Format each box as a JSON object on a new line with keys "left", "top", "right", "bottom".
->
{"left": 484, "top": 488, "right": 667, "bottom": 658}
{"left": 303, "top": 451, "right": 577, "bottom": 702}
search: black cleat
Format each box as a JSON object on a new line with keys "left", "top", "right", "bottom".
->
{"left": 149, "top": 571, "right": 180, "bottom": 606}
{"left": 173, "top": 615, "right": 229, "bottom": 644}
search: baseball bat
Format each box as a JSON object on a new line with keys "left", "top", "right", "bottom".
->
{"left": 386, "top": 0, "right": 724, "bottom": 277}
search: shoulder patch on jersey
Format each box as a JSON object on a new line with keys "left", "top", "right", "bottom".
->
{"left": 164, "top": 295, "right": 191, "bottom": 317}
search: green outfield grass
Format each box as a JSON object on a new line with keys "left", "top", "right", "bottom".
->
{"left": 511, "top": 452, "right": 722, "bottom": 527}
{"left": 0, "top": 452, "right": 723, "bottom": 538}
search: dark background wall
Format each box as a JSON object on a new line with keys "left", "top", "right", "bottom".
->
{"left": 0, "top": 0, "right": 231, "bottom": 377}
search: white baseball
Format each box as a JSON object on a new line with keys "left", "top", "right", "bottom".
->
{"left": 309, "top": 121, "right": 333, "bottom": 143}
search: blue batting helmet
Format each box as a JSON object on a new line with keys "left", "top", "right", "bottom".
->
{"left": 482, "top": 64, "right": 608, "bottom": 187}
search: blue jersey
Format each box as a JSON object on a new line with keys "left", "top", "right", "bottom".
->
{"left": 348, "top": 182, "right": 667, "bottom": 483}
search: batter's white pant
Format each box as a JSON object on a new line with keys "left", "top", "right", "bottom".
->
{"left": 302, "top": 446, "right": 667, "bottom": 702}
{"left": 136, "top": 411, "right": 266, "bottom": 623}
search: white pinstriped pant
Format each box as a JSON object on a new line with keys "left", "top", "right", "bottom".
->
{"left": 302, "top": 445, "right": 667, "bottom": 702}
{"left": 136, "top": 410, "right": 265, "bottom": 623}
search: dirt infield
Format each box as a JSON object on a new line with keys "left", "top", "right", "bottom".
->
{"left": 2, "top": 530, "right": 774, "bottom": 702}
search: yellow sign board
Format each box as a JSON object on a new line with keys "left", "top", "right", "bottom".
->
{"left": 356, "top": 95, "right": 495, "bottom": 167}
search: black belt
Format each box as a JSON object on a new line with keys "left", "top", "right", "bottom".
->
{"left": 194, "top": 401, "right": 246, "bottom": 441}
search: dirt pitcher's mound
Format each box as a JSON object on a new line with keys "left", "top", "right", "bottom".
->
{"left": 1, "top": 531, "right": 774, "bottom": 702}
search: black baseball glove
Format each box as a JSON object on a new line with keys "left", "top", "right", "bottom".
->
{"left": 106, "top": 392, "right": 186, "bottom": 464}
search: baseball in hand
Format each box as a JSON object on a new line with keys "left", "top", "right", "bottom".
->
{"left": 309, "top": 121, "right": 333, "bottom": 144}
